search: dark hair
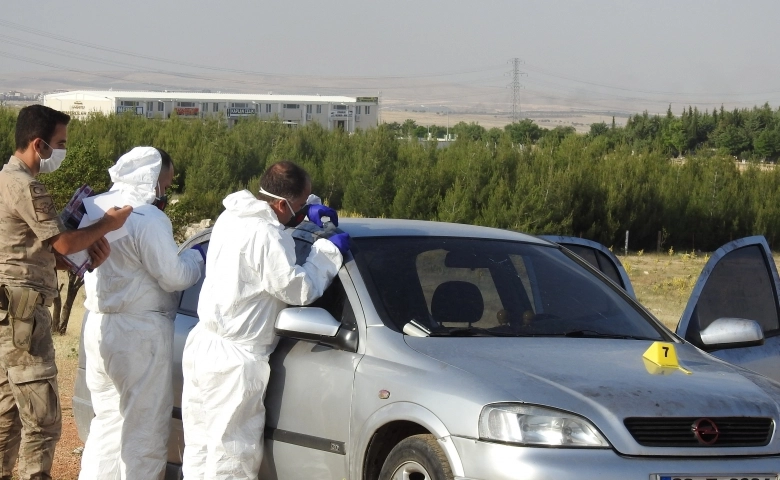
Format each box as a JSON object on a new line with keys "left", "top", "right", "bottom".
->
{"left": 15, "top": 105, "right": 70, "bottom": 151}
{"left": 156, "top": 147, "right": 173, "bottom": 172}
{"left": 260, "top": 161, "right": 310, "bottom": 199}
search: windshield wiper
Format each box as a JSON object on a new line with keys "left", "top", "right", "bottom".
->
{"left": 429, "top": 327, "right": 517, "bottom": 337}
{"left": 560, "top": 329, "right": 657, "bottom": 340}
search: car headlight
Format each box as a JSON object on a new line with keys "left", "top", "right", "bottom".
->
{"left": 478, "top": 403, "right": 610, "bottom": 448}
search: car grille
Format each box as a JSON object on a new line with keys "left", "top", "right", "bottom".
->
{"left": 624, "top": 417, "right": 774, "bottom": 447}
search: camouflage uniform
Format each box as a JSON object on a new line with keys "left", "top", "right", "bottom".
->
{"left": 0, "top": 156, "right": 65, "bottom": 480}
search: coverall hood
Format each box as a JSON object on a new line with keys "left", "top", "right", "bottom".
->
{"left": 223, "top": 189, "right": 280, "bottom": 223}
{"left": 108, "top": 146, "right": 162, "bottom": 207}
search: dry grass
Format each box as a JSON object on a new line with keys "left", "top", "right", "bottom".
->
{"left": 618, "top": 249, "right": 709, "bottom": 329}
{"left": 619, "top": 249, "right": 780, "bottom": 330}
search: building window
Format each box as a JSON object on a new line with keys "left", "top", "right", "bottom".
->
{"left": 334, "top": 105, "right": 347, "bottom": 111}
{"left": 177, "top": 101, "right": 196, "bottom": 107}
{"left": 230, "top": 102, "right": 248, "bottom": 108}
{"left": 213, "top": 103, "right": 219, "bottom": 112}
{"left": 356, "top": 106, "right": 362, "bottom": 114}
{"left": 283, "top": 104, "right": 300, "bottom": 109}
{"left": 316, "top": 105, "right": 322, "bottom": 114}
{"left": 306, "top": 104, "right": 312, "bottom": 113}
{"left": 120, "top": 100, "right": 138, "bottom": 107}
{"left": 158, "top": 102, "right": 164, "bottom": 112}
{"left": 266, "top": 104, "right": 271, "bottom": 113}
{"left": 365, "top": 106, "right": 371, "bottom": 115}
{"left": 146, "top": 101, "right": 154, "bottom": 111}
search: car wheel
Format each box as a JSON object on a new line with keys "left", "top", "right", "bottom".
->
{"left": 378, "top": 434, "right": 454, "bottom": 480}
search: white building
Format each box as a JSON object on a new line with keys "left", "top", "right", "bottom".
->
{"left": 43, "top": 90, "right": 379, "bottom": 132}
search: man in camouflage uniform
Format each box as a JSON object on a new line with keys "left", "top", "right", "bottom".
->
{"left": 0, "top": 105, "right": 132, "bottom": 480}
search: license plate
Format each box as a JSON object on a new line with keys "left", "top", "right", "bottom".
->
{"left": 654, "top": 476, "right": 778, "bottom": 480}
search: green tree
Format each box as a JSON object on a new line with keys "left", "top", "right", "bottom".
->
{"left": 589, "top": 122, "right": 609, "bottom": 138}
{"left": 342, "top": 128, "right": 397, "bottom": 217}
{"left": 451, "top": 122, "right": 486, "bottom": 142}
{"left": 714, "top": 124, "right": 751, "bottom": 156}
{"left": 0, "top": 107, "right": 17, "bottom": 160}
{"left": 505, "top": 119, "right": 543, "bottom": 144}
{"left": 401, "top": 119, "right": 418, "bottom": 138}
{"left": 754, "top": 128, "right": 780, "bottom": 160}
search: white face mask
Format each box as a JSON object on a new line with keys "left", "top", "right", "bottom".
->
{"left": 37, "top": 140, "right": 67, "bottom": 174}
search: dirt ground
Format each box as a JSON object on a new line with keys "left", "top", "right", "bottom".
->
{"left": 50, "top": 275, "right": 87, "bottom": 480}
{"left": 42, "top": 249, "right": 780, "bottom": 477}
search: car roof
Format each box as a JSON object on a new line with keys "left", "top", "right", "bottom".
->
{"left": 180, "top": 218, "right": 552, "bottom": 250}
{"left": 336, "top": 218, "right": 548, "bottom": 244}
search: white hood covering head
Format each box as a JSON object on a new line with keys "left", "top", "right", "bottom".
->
{"left": 108, "top": 146, "right": 162, "bottom": 206}
{"left": 222, "top": 190, "right": 278, "bottom": 222}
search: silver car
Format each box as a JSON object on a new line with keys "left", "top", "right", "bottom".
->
{"left": 75, "top": 219, "right": 780, "bottom": 479}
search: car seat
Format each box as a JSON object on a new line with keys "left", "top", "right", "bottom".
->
{"left": 431, "top": 281, "right": 484, "bottom": 327}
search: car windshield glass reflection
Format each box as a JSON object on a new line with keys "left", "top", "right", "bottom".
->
{"left": 352, "top": 237, "right": 667, "bottom": 340}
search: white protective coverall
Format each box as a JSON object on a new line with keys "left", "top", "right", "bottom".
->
{"left": 181, "top": 189, "right": 342, "bottom": 479}
{"left": 79, "top": 147, "right": 204, "bottom": 480}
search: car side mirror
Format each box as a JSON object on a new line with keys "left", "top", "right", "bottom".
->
{"left": 275, "top": 307, "right": 358, "bottom": 352}
{"left": 699, "top": 317, "right": 764, "bottom": 351}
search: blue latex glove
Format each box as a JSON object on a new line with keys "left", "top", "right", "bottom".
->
{"left": 191, "top": 244, "right": 207, "bottom": 262}
{"left": 307, "top": 204, "right": 339, "bottom": 227}
{"left": 327, "top": 232, "right": 351, "bottom": 255}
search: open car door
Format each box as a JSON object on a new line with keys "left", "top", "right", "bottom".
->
{"left": 540, "top": 235, "right": 636, "bottom": 299}
{"left": 676, "top": 235, "right": 780, "bottom": 384}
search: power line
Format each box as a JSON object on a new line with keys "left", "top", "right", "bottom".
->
{"left": 0, "top": 20, "right": 504, "bottom": 82}
{"left": 522, "top": 61, "right": 780, "bottom": 98}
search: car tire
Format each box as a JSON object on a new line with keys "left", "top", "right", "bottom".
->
{"left": 378, "top": 434, "right": 454, "bottom": 480}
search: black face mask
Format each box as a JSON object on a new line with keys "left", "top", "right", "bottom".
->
{"left": 153, "top": 181, "right": 168, "bottom": 211}
{"left": 153, "top": 194, "right": 168, "bottom": 212}
{"left": 284, "top": 206, "right": 308, "bottom": 228}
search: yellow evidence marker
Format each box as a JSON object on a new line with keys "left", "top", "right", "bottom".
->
{"left": 642, "top": 342, "right": 692, "bottom": 375}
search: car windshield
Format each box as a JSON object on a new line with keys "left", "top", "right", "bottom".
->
{"left": 351, "top": 237, "right": 668, "bottom": 340}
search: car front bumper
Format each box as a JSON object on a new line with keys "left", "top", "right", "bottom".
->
{"left": 450, "top": 436, "right": 780, "bottom": 480}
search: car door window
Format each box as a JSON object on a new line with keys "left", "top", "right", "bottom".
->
{"left": 564, "top": 245, "right": 623, "bottom": 288}
{"left": 688, "top": 244, "right": 779, "bottom": 335}
{"left": 538, "top": 235, "right": 635, "bottom": 298}
{"left": 309, "top": 276, "right": 357, "bottom": 331}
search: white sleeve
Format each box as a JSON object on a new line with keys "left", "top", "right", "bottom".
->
{"left": 135, "top": 212, "right": 204, "bottom": 293}
{"left": 255, "top": 228, "right": 341, "bottom": 306}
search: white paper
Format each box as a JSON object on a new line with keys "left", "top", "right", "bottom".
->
{"left": 65, "top": 249, "right": 90, "bottom": 271}
{"left": 78, "top": 212, "right": 128, "bottom": 243}
{"left": 83, "top": 191, "right": 127, "bottom": 221}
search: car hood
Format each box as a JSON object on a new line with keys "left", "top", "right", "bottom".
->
{"left": 404, "top": 336, "right": 780, "bottom": 455}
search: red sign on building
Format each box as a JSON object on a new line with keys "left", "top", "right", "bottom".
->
{"left": 175, "top": 107, "right": 199, "bottom": 116}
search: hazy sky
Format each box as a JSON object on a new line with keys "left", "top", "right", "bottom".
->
{"left": 3, "top": 1, "right": 780, "bottom": 112}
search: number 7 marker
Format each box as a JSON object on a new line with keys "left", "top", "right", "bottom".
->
{"left": 642, "top": 342, "right": 692, "bottom": 375}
